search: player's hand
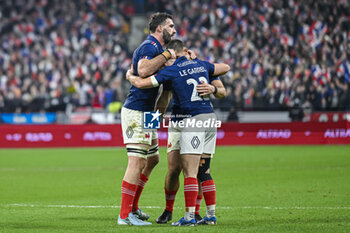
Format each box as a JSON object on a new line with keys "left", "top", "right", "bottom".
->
{"left": 130, "top": 64, "right": 134, "bottom": 74}
{"left": 187, "top": 49, "right": 197, "bottom": 60}
{"left": 165, "top": 58, "right": 176, "bottom": 66}
{"left": 197, "top": 81, "right": 215, "bottom": 96}
{"left": 168, "top": 49, "right": 176, "bottom": 59}
{"left": 126, "top": 69, "right": 132, "bottom": 81}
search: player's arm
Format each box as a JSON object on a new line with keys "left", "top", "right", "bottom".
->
{"left": 138, "top": 49, "right": 175, "bottom": 78}
{"left": 213, "top": 63, "right": 231, "bottom": 76}
{"left": 197, "top": 79, "right": 226, "bottom": 99}
{"left": 126, "top": 70, "right": 159, "bottom": 89}
{"left": 155, "top": 90, "right": 172, "bottom": 115}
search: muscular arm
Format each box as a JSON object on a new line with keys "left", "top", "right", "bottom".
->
{"left": 126, "top": 70, "right": 157, "bottom": 89}
{"left": 213, "top": 63, "right": 231, "bottom": 76}
{"left": 196, "top": 63, "right": 229, "bottom": 98}
{"left": 197, "top": 79, "right": 226, "bottom": 99}
{"left": 210, "top": 79, "right": 226, "bottom": 98}
{"left": 138, "top": 56, "right": 167, "bottom": 78}
{"left": 126, "top": 68, "right": 171, "bottom": 113}
{"left": 138, "top": 49, "right": 175, "bottom": 78}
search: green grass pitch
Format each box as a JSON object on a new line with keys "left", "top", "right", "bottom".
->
{"left": 0, "top": 146, "right": 350, "bottom": 233}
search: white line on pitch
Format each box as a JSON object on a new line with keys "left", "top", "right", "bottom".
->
{"left": 237, "top": 206, "right": 350, "bottom": 210}
{"left": 2, "top": 203, "right": 350, "bottom": 210}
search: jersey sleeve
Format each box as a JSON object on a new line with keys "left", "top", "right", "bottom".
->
{"left": 199, "top": 59, "right": 217, "bottom": 82}
{"left": 153, "top": 69, "right": 173, "bottom": 86}
{"left": 200, "top": 60, "right": 215, "bottom": 76}
{"left": 137, "top": 43, "right": 159, "bottom": 62}
{"left": 209, "top": 74, "right": 220, "bottom": 82}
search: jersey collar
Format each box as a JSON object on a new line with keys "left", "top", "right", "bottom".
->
{"left": 147, "top": 35, "right": 163, "bottom": 50}
{"left": 174, "top": 56, "right": 188, "bottom": 64}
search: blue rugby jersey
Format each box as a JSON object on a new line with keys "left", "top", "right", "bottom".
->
{"left": 124, "top": 35, "right": 164, "bottom": 111}
{"left": 153, "top": 57, "right": 218, "bottom": 118}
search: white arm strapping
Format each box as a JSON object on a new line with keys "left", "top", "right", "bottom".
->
{"left": 150, "top": 75, "right": 160, "bottom": 87}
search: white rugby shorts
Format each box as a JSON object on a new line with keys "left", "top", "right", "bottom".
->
{"left": 121, "top": 107, "right": 158, "bottom": 146}
{"left": 168, "top": 113, "right": 217, "bottom": 156}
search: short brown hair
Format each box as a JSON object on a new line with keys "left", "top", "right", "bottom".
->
{"left": 149, "top": 12, "right": 173, "bottom": 33}
{"left": 166, "top": 39, "right": 184, "bottom": 53}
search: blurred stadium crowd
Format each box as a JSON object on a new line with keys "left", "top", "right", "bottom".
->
{"left": 0, "top": 0, "right": 350, "bottom": 114}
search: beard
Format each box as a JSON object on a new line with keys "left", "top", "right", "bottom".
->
{"left": 162, "top": 29, "right": 172, "bottom": 45}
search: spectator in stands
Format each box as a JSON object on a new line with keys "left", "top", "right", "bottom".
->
{"left": 227, "top": 106, "right": 239, "bottom": 122}
{"left": 0, "top": 0, "right": 131, "bottom": 113}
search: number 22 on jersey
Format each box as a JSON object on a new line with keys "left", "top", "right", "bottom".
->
{"left": 186, "top": 77, "right": 210, "bottom": 102}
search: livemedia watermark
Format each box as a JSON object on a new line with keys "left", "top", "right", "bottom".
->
{"left": 143, "top": 110, "right": 221, "bottom": 130}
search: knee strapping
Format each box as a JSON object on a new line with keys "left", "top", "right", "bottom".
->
{"left": 126, "top": 145, "right": 148, "bottom": 158}
{"left": 197, "top": 158, "right": 212, "bottom": 182}
{"left": 147, "top": 144, "right": 159, "bottom": 157}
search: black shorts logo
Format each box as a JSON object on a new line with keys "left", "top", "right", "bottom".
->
{"left": 191, "top": 136, "right": 200, "bottom": 149}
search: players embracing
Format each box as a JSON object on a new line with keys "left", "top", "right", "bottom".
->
{"left": 126, "top": 39, "right": 230, "bottom": 226}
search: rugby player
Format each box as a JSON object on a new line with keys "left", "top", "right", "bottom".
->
{"left": 154, "top": 50, "right": 205, "bottom": 225}
{"left": 118, "top": 12, "right": 176, "bottom": 226}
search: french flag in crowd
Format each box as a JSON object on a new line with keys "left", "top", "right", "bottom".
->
{"left": 241, "top": 56, "right": 249, "bottom": 69}
{"left": 239, "top": 19, "right": 248, "bottom": 32}
{"left": 300, "top": 24, "right": 310, "bottom": 35}
{"left": 337, "top": 61, "right": 350, "bottom": 82}
{"left": 251, "top": 63, "right": 263, "bottom": 75}
{"left": 300, "top": 21, "right": 328, "bottom": 49}
{"left": 311, "top": 64, "right": 322, "bottom": 81}
{"left": 216, "top": 8, "right": 226, "bottom": 19}
{"left": 324, "top": 68, "right": 331, "bottom": 82}
{"left": 224, "top": 15, "right": 233, "bottom": 25}
{"left": 272, "top": 25, "right": 281, "bottom": 34}
{"left": 318, "top": 70, "right": 330, "bottom": 86}
{"left": 280, "top": 34, "right": 295, "bottom": 46}
{"left": 233, "top": 5, "right": 248, "bottom": 19}
{"left": 311, "top": 65, "right": 331, "bottom": 85}
{"left": 109, "top": 16, "right": 119, "bottom": 28}
{"left": 318, "top": 76, "right": 328, "bottom": 86}
{"left": 83, "top": 12, "right": 94, "bottom": 22}
{"left": 259, "top": 15, "right": 269, "bottom": 31}
{"left": 308, "top": 35, "right": 321, "bottom": 49}
{"left": 200, "top": 26, "right": 210, "bottom": 36}
{"left": 312, "top": 21, "right": 328, "bottom": 36}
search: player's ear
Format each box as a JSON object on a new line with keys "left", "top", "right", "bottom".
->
{"left": 156, "top": 24, "right": 163, "bottom": 33}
